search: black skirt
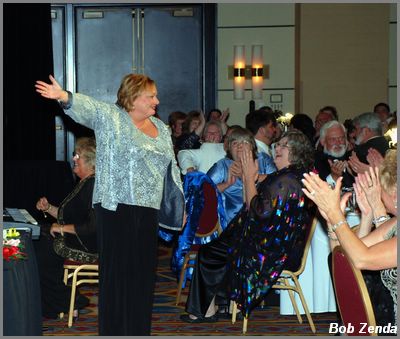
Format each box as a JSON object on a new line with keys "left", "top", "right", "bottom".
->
{"left": 95, "top": 203, "right": 159, "bottom": 336}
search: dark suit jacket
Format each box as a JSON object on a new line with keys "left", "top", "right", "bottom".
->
{"left": 314, "top": 150, "right": 354, "bottom": 188}
{"left": 354, "top": 136, "right": 389, "bottom": 164}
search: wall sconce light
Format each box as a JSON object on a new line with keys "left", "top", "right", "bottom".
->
{"left": 229, "top": 45, "right": 269, "bottom": 100}
{"left": 233, "top": 45, "right": 245, "bottom": 100}
{"left": 251, "top": 45, "right": 263, "bottom": 100}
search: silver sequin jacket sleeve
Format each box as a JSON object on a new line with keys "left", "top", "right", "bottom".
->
{"left": 63, "top": 93, "right": 183, "bottom": 211}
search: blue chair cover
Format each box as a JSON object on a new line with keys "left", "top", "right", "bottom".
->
{"left": 167, "top": 171, "right": 227, "bottom": 283}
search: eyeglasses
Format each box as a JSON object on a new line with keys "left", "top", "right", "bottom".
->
{"left": 327, "top": 136, "right": 346, "bottom": 143}
{"left": 275, "top": 142, "right": 289, "bottom": 148}
{"left": 72, "top": 151, "right": 80, "bottom": 160}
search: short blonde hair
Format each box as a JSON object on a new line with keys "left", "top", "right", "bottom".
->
{"left": 75, "top": 137, "right": 96, "bottom": 172}
{"left": 116, "top": 74, "right": 155, "bottom": 112}
{"left": 380, "top": 149, "right": 397, "bottom": 193}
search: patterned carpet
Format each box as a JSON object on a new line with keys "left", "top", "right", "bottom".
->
{"left": 43, "top": 245, "right": 338, "bottom": 336}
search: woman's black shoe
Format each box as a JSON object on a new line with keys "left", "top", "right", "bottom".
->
{"left": 180, "top": 314, "right": 218, "bottom": 323}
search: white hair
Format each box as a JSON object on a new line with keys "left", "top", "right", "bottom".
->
{"left": 319, "top": 120, "right": 346, "bottom": 142}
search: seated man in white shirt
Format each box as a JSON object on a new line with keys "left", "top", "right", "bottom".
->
{"left": 177, "top": 121, "right": 226, "bottom": 175}
{"left": 245, "top": 109, "right": 277, "bottom": 157}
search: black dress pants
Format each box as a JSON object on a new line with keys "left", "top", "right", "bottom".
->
{"left": 95, "top": 204, "right": 159, "bottom": 336}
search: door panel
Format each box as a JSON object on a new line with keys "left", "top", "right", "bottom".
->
{"left": 74, "top": 5, "right": 203, "bottom": 122}
{"left": 75, "top": 7, "right": 133, "bottom": 104}
{"left": 142, "top": 7, "right": 203, "bottom": 119}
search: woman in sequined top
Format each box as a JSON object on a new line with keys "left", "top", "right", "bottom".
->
{"left": 180, "top": 130, "right": 315, "bottom": 323}
{"left": 35, "top": 74, "right": 184, "bottom": 335}
{"left": 302, "top": 149, "right": 397, "bottom": 325}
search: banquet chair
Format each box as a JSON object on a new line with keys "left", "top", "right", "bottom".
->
{"left": 332, "top": 246, "right": 376, "bottom": 336}
{"left": 175, "top": 181, "right": 222, "bottom": 305}
{"left": 61, "top": 259, "right": 99, "bottom": 327}
{"left": 232, "top": 216, "right": 318, "bottom": 334}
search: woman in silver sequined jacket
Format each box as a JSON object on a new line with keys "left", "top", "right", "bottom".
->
{"left": 35, "top": 74, "right": 184, "bottom": 335}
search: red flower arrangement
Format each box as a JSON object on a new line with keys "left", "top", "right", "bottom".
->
{"left": 3, "top": 228, "right": 27, "bottom": 261}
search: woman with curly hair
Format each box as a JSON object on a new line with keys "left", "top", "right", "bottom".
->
{"left": 180, "top": 130, "right": 315, "bottom": 322}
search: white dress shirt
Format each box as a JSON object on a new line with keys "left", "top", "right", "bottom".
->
{"left": 177, "top": 143, "right": 226, "bottom": 175}
{"left": 255, "top": 139, "right": 272, "bottom": 157}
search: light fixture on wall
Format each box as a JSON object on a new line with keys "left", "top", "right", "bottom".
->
{"left": 251, "top": 45, "right": 264, "bottom": 100}
{"left": 233, "top": 45, "right": 245, "bottom": 100}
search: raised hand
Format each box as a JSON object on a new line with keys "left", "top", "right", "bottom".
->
{"left": 220, "top": 108, "right": 230, "bottom": 123}
{"left": 35, "top": 75, "right": 66, "bottom": 101}
{"left": 353, "top": 177, "right": 373, "bottom": 217}
{"left": 302, "top": 172, "right": 342, "bottom": 221}
{"left": 357, "top": 167, "right": 382, "bottom": 209}
{"left": 240, "top": 142, "right": 258, "bottom": 183}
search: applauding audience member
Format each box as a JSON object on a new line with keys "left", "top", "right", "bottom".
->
{"left": 348, "top": 112, "right": 389, "bottom": 175}
{"left": 207, "top": 127, "right": 276, "bottom": 223}
{"left": 302, "top": 149, "right": 397, "bottom": 326}
{"left": 177, "top": 121, "right": 226, "bottom": 175}
{"left": 175, "top": 110, "right": 206, "bottom": 151}
{"left": 315, "top": 120, "right": 354, "bottom": 188}
{"left": 180, "top": 131, "right": 315, "bottom": 323}
{"left": 168, "top": 111, "right": 187, "bottom": 150}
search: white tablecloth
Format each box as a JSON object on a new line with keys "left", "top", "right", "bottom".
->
{"left": 279, "top": 213, "right": 360, "bottom": 315}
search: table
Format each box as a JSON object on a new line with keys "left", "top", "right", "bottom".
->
{"left": 280, "top": 212, "right": 360, "bottom": 315}
{"left": 3, "top": 231, "right": 42, "bottom": 335}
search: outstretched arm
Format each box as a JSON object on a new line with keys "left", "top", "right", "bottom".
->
{"left": 35, "top": 75, "right": 68, "bottom": 102}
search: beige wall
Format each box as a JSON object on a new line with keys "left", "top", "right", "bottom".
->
{"left": 299, "top": 3, "right": 391, "bottom": 121}
{"left": 217, "top": 4, "right": 295, "bottom": 127}
{"left": 217, "top": 3, "right": 396, "bottom": 127}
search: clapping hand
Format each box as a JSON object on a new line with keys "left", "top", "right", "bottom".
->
{"left": 328, "top": 159, "right": 346, "bottom": 180}
{"left": 240, "top": 142, "right": 258, "bottom": 183}
{"left": 230, "top": 160, "right": 242, "bottom": 178}
{"left": 347, "top": 152, "right": 370, "bottom": 175}
{"left": 302, "top": 172, "right": 343, "bottom": 223}
{"left": 353, "top": 177, "right": 373, "bottom": 217}
{"left": 356, "top": 166, "right": 382, "bottom": 208}
{"left": 366, "top": 148, "right": 384, "bottom": 168}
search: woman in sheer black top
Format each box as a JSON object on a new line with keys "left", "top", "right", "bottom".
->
{"left": 180, "top": 130, "right": 315, "bottom": 323}
{"left": 34, "top": 137, "right": 97, "bottom": 319}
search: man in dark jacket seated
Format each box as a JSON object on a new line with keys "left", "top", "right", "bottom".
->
{"left": 347, "top": 112, "right": 389, "bottom": 175}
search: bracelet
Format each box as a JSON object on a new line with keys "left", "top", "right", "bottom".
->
{"left": 59, "top": 224, "right": 64, "bottom": 236}
{"left": 372, "top": 215, "right": 390, "bottom": 226}
{"left": 327, "top": 230, "right": 338, "bottom": 240}
{"left": 331, "top": 220, "right": 347, "bottom": 232}
{"left": 43, "top": 204, "right": 52, "bottom": 213}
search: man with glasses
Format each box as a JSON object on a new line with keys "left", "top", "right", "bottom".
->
{"left": 314, "top": 120, "right": 354, "bottom": 189}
